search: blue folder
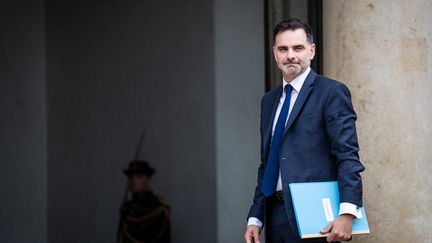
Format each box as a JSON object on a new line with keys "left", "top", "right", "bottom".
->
{"left": 289, "top": 181, "right": 370, "bottom": 239}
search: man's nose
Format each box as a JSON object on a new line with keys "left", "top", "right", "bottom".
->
{"left": 286, "top": 49, "right": 296, "bottom": 60}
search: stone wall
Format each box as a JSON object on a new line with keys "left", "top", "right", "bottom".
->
{"left": 323, "top": 1, "right": 432, "bottom": 242}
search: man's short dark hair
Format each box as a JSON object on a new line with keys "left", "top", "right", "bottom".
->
{"left": 273, "top": 18, "right": 314, "bottom": 44}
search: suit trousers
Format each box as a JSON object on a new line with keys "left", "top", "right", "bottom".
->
{"left": 265, "top": 194, "right": 339, "bottom": 243}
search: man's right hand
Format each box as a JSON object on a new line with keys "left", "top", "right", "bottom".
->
{"left": 244, "top": 225, "right": 261, "bottom": 243}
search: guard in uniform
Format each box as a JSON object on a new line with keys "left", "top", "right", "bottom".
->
{"left": 117, "top": 160, "right": 171, "bottom": 243}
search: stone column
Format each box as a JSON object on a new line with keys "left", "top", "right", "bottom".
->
{"left": 214, "top": 0, "right": 264, "bottom": 242}
{"left": 323, "top": 1, "right": 432, "bottom": 242}
{"left": 0, "top": 1, "right": 47, "bottom": 242}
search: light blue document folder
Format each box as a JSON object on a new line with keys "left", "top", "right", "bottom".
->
{"left": 289, "top": 181, "right": 370, "bottom": 239}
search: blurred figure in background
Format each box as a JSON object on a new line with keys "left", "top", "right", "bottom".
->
{"left": 117, "top": 160, "right": 171, "bottom": 243}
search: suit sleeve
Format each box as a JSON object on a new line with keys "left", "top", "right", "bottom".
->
{"left": 246, "top": 97, "right": 266, "bottom": 224}
{"left": 324, "top": 82, "right": 365, "bottom": 207}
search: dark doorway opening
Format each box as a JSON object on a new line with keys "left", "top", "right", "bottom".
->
{"left": 264, "top": 0, "right": 323, "bottom": 91}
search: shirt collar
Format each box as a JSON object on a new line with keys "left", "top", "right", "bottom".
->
{"left": 282, "top": 67, "right": 311, "bottom": 93}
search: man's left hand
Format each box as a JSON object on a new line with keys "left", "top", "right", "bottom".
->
{"left": 320, "top": 214, "right": 354, "bottom": 242}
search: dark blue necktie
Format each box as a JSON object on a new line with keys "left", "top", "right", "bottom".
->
{"left": 261, "top": 84, "right": 293, "bottom": 197}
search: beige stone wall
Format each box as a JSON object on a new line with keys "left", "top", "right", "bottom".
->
{"left": 323, "top": 1, "right": 432, "bottom": 242}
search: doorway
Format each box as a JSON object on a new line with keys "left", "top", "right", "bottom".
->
{"left": 264, "top": 0, "right": 323, "bottom": 91}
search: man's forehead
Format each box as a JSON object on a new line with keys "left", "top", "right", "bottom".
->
{"left": 274, "top": 29, "right": 308, "bottom": 45}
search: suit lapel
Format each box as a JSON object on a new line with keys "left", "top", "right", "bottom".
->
{"left": 283, "top": 70, "right": 317, "bottom": 136}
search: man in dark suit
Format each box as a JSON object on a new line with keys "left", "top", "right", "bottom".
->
{"left": 244, "top": 18, "right": 365, "bottom": 243}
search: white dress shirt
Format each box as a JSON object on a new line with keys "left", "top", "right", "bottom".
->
{"left": 248, "top": 67, "right": 359, "bottom": 228}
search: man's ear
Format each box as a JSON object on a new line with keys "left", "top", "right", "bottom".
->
{"left": 272, "top": 45, "right": 277, "bottom": 60}
{"left": 310, "top": 43, "right": 316, "bottom": 60}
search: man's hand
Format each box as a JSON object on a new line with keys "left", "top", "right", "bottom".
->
{"left": 244, "top": 225, "right": 261, "bottom": 243}
{"left": 320, "top": 214, "right": 354, "bottom": 242}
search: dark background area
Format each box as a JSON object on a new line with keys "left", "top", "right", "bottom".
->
{"left": 1, "top": 1, "right": 47, "bottom": 242}
{"left": 45, "top": 0, "right": 216, "bottom": 242}
{"left": 0, "top": 0, "right": 263, "bottom": 242}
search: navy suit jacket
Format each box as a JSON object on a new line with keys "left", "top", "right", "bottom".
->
{"left": 247, "top": 69, "right": 365, "bottom": 234}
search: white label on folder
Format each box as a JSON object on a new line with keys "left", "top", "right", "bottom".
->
{"left": 356, "top": 208, "right": 363, "bottom": 219}
{"left": 322, "top": 198, "right": 334, "bottom": 222}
